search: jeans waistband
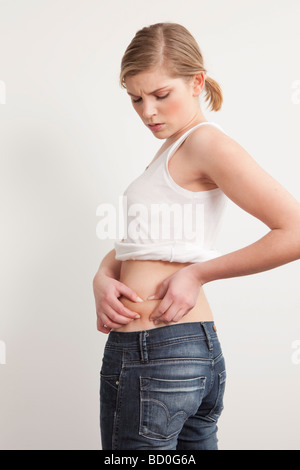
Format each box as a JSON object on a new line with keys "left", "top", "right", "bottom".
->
{"left": 106, "top": 321, "right": 217, "bottom": 348}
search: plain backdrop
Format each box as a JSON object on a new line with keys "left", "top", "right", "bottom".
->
{"left": 0, "top": 0, "right": 300, "bottom": 450}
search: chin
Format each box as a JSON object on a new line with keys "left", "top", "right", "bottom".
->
{"left": 154, "top": 134, "right": 167, "bottom": 140}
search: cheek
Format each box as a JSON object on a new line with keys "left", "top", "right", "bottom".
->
{"left": 163, "top": 94, "right": 192, "bottom": 120}
{"left": 164, "top": 98, "right": 183, "bottom": 115}
{"left": 132, "top": 104, "right": 142, "bottom": 116}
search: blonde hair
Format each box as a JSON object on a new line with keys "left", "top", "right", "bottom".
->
{"left": 120, "top": 22, "right": 223, "bottom": 112}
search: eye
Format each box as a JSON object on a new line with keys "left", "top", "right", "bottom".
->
{"left": 131, "top": 93, "right": 170, "bottom": 104}
{"left": 132, "top": 97, "right": 142, "bottom": 103}
{"left": 156, "top": 93, "right": 169, "bottom": 100}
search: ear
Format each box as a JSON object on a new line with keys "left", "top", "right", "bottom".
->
{"left": 192, "top": 72, "right": 206, "bottom": 97}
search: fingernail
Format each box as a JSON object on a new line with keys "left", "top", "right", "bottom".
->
{"left": 154, "top": 320, "right": 160, "bottom": 325}
{"left": 136, "top": 296, "right": 143, "bottom": 302}
{"left": 135, "top": 314, "right": 140, "bottom": 319}
{"left": 147, "top": 295, "right": 155, "bottom": 300}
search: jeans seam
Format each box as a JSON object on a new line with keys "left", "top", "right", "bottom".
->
{"left": 205, "top": 372, "right": 226, "bottom": 422}
{"left": 123, "top": 358, "right": 212, "bottom": 367}
{"left": 111, "top": 354, "right": 126, "bottom": 450}
{"left": 213, "top": 352, "right": 224, "bottom": 365}
{"left": 207, "top": 353, "right": 224, "bottom": 396}
{"left": 147, "top": 335, "right": 217, "bottom": 349}
{"left": 105, "top": 335, "right": 218, "bottom": 352}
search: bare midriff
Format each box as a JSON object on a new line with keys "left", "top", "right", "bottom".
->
{"left": 114, "top": 259, "right": 214, "bottom": 332}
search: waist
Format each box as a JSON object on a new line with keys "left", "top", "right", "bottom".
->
{"left": 106, "top": 321, "right": 218, "bottom": 349}
{"left": 114, "top": 259, "right": 213, "bottom": 332}
{"left": 114, "top": 240, "right": 221, "bottom": 263}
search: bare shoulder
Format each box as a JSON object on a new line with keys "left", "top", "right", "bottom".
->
{"left": 185, "top": 123, "right": 232, "bottom": 157}
{"left": 183, "top": 123, "right": 233, "bottom": 180}
{"left": 185, "top": 123, "right": 300, "bottom": 230}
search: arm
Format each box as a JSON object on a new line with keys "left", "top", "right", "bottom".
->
{"left": 93, "top": 249, "right": 143, "bottom": 333}
{"left": 149, "top": 129, "right": 300, "bottom": 323}
{"left": 191, "top": 130, "right": 300, "bottom": 284}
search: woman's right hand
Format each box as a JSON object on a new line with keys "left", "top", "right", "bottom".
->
{"left": 93, "top": 271, "right": 143, "bottom": 334}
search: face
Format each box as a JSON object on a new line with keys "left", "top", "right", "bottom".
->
{"left": 125, "top": 67, "right": 205, "bottom": 140}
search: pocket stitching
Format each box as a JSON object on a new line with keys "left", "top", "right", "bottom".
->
{"left": 100, "top": 373, "right": 119, "bottom": 391}
{"left": 139, "top": 375, "right": 207, "bottom": 441}
{"left": 205, "top": 370, "right": 226, "bottom": 422}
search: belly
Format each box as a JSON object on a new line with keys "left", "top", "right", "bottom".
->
{"left": 114, "top": 259, "right": 214, "bottom": 332}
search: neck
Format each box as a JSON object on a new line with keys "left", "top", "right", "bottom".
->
{"left": 166, "top": 109, "right": 207, "bottom": 147}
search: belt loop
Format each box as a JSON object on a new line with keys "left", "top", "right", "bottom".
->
{"left": 139, "top": 331, "right": 149, "bottom": 363}
{"left": 201, "top": 322, "right": 213, "bottom": 351}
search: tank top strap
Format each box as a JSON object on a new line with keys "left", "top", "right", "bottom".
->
{"left": 167, "top": 121, "right": 227, "bottom": 160}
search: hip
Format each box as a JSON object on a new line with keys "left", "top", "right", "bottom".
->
{"left": 100, "top": 322, "right": 226, "bottom": 449}
{"left": 103, "top": 322, "right": 223, "bottom": 364}
{"left": 114, "top": 259, "right": 214, "bottom": 332}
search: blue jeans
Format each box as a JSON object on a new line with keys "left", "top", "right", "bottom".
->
{"left": 100, "top": 321, "right": 226, "bottom": 450}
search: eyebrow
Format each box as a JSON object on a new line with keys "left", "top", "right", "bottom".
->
{"left": 127, "top": 86, "right": 170, "bottom": 98}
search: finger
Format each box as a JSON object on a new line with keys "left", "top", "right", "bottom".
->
{"left": 147, "top": 277, "right": 171, "bottom": 302}
{"left": 111, "top": 298, "right": 141, "bottom": 319}
{"left": 102, "top": 312, "right": 130, "bottom": 327}
{"left": 118, "top": 283, "right": 144, "bottom": 303}
{"left": 157, "top": 303, "right": 182, "bottom": 324}
{"left": 170, "top": 308, "right": 186, "bottom": 323}
{"left": 149, "top": 297, "right": 173, "bottom": 322}
{"left": 97, "top": 313, "right": 124, "bottom": 330}
{"left": 104, "top": 296, "right": 140, "bottom": 319}
{"left": 98, "top": 310, "right": 125, "bottom": 329}
{"left": 97, "top": 318, "right": 111, "bottom": 334}
{"left": 103, "top": 304, "right": 138, "bottom": 325}
{"left": 147, "top": 283, "right": 167, "bottom": 301}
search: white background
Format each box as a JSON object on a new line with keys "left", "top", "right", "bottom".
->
{"left": 0, "top": 0, "right": 299, "bottom": 450}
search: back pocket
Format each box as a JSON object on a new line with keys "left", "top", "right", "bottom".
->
{"left": 206, "top": 369, "right": 226, "bottom": 422}
{"left": 139, "top": 376, "right": 206, "bottom": 441}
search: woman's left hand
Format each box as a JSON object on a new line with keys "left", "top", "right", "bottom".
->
{"left": 148, "top": 264, "right": 202, "bottom": 324}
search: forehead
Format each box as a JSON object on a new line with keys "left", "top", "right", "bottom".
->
{"left": 125, "top": 68, "right": 183, "bottom": 95}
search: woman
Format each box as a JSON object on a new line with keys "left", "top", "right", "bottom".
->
{"left": 93, "top": 23, "right": 300, "bottom": 450}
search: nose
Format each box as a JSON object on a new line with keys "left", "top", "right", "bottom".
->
{"left": 142, "top": 100, "right": 157, "bottom": 120}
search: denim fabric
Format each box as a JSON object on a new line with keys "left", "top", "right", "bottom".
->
{"left": 100, "top": 322, "right": 226, "bottom": 450}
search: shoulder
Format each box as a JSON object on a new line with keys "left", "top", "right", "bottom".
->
{"left": 185, "top": 125, "right": 246, "bottom": 176}
{"left": 185, "top": 123, "right": 231, "bottom": 156}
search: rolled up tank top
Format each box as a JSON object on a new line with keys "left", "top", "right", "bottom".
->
{"left": 114, "top": 122, "right": 228, "bottom": 263}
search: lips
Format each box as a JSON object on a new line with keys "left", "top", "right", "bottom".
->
{"left": 148, "top": 123, "right": 164, "bottom": 131}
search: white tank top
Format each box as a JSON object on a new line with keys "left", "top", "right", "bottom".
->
{"left": 114, "top": 122, "right": 228, "bottom": 263}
